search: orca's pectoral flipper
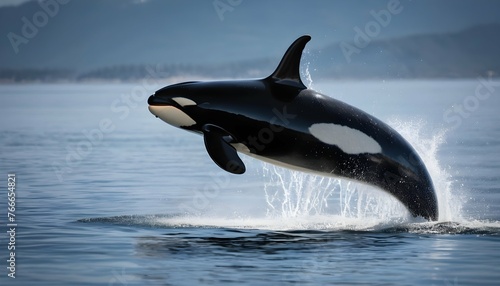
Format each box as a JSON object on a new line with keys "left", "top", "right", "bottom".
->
{"left": 202, "top": 124, "right": 246, "bottom": 175}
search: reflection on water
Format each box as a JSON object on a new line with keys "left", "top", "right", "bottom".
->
{"left": 134, "top": 229, "right": 409, "bottom": 258}
{"left": 131, "top": 228, "right": 412, "bottom": 285}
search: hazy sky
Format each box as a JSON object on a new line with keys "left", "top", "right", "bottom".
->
{"left": 0, "top": 0, "right": 31, "bottom": 7}
{"left": 1, "top": 0, "right": 499, "bottom": 70}
{"left": 4, "top": 0, "right": 499, "bottom": 35}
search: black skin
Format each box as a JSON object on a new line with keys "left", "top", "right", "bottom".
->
{"left": 148, "top": 36, "right": 439, "bottom": 221}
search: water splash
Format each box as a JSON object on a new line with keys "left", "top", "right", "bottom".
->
{"left": 301, "top": 49, "right": 315, "bottom": 90}
{"left": 263, "top": 165, "right": 335, "bottom": 218}
{"left": 388, "top": 119, "right": 465, "bottom": 222}
{"left": 302, "top": 61, "right": 314, "bottom": 90}
{"left": 262, "top": 164, "right": 408, "bottom": 228}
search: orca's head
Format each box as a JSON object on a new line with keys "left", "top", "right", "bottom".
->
{"left": 147, "top": 81, "right": 203, "bottom": 130}
{"left": 148, "top": 79, "right": 269, "bottom": 132}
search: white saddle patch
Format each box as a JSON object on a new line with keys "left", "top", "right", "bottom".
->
{"left": 309, "top": 123, "right": 382, "bottom": 154}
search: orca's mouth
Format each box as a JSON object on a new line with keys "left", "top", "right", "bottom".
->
{"left": 147, "top": 95, "right": 197, "bottom": 128}
{"left": 147, "top": 94, "right": 175, "bottom": 106}
{"left": 148, "top": 94, "right": 177, "bottom": 119}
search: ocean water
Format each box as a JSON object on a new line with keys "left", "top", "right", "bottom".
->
{"left": 0, "top": 80, "right": 499, "bottom": 285}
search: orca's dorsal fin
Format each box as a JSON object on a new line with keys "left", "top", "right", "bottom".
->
{"left": 267, "top": 35, "right": 311, "bottom": 90}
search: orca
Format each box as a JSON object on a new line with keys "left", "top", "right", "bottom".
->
{"left": 148, "top": 35, "right": 439, "bottom": 221}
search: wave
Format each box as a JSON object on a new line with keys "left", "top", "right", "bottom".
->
{"left": 77, "top": 214, "right": 500, "bottom": 236}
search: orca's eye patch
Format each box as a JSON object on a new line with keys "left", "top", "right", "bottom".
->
{"left": 172, "top": 97, "right": 197, "bottom": 107}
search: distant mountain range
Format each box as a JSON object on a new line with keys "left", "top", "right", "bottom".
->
{"left": 1, "top": 0, "right": 499, "bottom": 82}
{"left": 311, "top": 23, "right": 500, "bottom": 79}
